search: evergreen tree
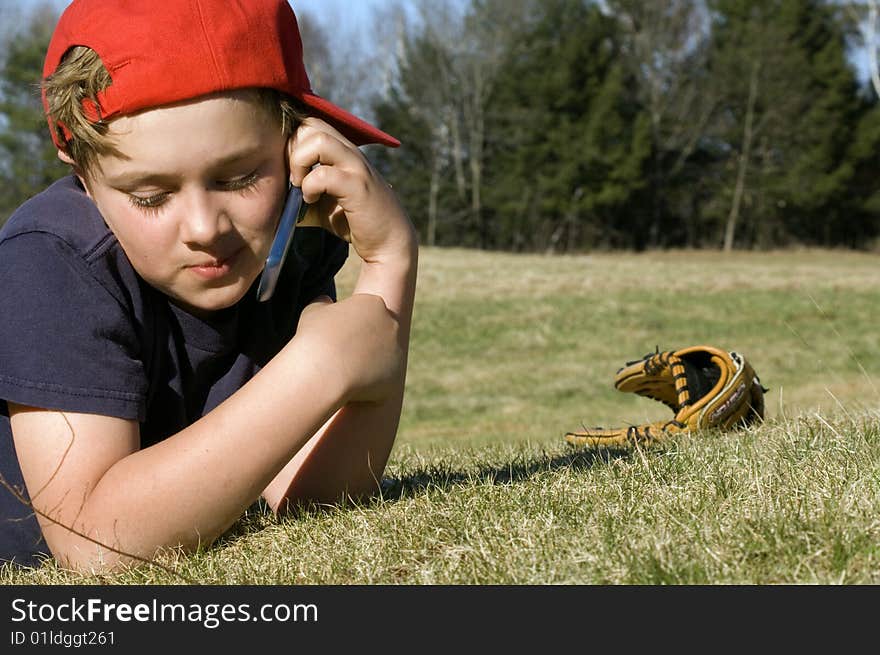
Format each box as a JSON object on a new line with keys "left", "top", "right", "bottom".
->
{"left": 842, "top": 102, "right": 880, "bottom": 246}
{"left": 485, "top": 0, "right": 651, "bottom": 251}
{"left": 605, "top": 0, "right": 718, "bottom": 248}
{"left": 782, "top": 1, "right": 868, "bottom": 245}
{"left": 372, "top": 0, "right": 873, "bottom": 251}
{"left": 706, "top": 0, "right": 865, "bottom": 248}
{"left": 0, "top": 4, "right": 67, "bottom": 226}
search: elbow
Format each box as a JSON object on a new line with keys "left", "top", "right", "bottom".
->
{"left": 54, "top": 547, "right": 138, "bottom": 575}
{"left": 49, "top": 534, "right": 202, "bottom": 576}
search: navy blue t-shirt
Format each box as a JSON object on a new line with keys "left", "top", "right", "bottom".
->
{"left": 0, "top": 176, "right": 348, "bottom": 567}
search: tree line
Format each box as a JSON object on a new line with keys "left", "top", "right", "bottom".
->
{"left": 2, "top": 0, "right": 879, "bottom": 252}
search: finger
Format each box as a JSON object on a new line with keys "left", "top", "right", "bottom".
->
{"left": 288, "top": 126, "right": 368, "bottom": 191}
{"left": 296, "top": 116, "right": 357, "bottom": 148}
{"left": 298, "top": 162, "right": 370, "bottom": 211}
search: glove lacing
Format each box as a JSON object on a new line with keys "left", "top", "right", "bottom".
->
{"left": 623, "top": 348, "right": 691, "bottom": 410}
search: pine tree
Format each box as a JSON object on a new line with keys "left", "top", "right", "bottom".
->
{"left": 485, "top": 0, "right": 651, "bottom": 251}
{"left": 706, "top": 0, "right": 865, "bottom": 248}
{"left": 0, "top": 4, "right": 67, "bottom": 226}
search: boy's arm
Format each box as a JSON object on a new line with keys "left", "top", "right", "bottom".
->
{"left": 261, "top": 118, "right": 419, "bottom": 510}
{"left": 261, "top": 234, "right": 417, "bottom": 510}
{"left": 10, "top": 292, "right": 402, "bottom": 572}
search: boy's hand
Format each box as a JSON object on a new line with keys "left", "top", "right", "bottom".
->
{"left": 287, "top": 118, "right": 416, "bottom": 266}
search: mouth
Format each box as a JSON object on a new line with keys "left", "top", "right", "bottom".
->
{"left": 186, "top": 247, "right": 243, "bottom": 279}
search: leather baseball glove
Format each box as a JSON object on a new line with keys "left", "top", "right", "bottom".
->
{"left": 565, "top": 345, "right": 767, "bottom": 448}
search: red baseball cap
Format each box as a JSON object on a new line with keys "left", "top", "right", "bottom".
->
{"left": 42, "top": 0, "right": 400, "bottom": 149}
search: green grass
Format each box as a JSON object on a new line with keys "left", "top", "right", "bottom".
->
{"left": 3, "top": 247, "right": 880, "bottom": 584}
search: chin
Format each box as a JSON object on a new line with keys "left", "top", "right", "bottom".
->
{"left": 176, "top": 285, "right": 250, "bottom": 317}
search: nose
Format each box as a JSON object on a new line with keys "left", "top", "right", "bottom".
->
{"left": 179, "top": 189, "right": 233, "bottom": 246}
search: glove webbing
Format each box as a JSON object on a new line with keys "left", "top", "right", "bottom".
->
{"left": 623, "top": 350, "right": 693, "bottom": 411}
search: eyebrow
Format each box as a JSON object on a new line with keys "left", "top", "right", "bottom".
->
{"left": 105, "top": 147, "right": 265, "bottom": 188}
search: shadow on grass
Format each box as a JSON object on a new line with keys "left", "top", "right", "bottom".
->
{"left": 221, "top": 446, "right": 632, "bottom": 543}
{"left": 376, "top": 446, "right": 630, "bottom": 501}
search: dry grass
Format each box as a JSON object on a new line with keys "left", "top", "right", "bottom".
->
{"left": 4, "top": 246, "right": 879, "bottom": 584}
{"left": 339, "top": 247, "right": 880, "bottom": 446}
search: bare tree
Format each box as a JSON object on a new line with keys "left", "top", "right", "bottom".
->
{"left": 606, "top": 0, "right": 716, "bottom": 246}
{"left": 838, "top": 0, "right": 880, "bottom": 97}
{"left": 424, "top": 0, "right": 530, "bottom": 248}
{"left": 391, "top": 0, "right": 528, "bottom": 247}
{"left": 723, "top": 60, "right": 759, "bottom": 252}
{"left": 297, "top": 3, "right": 409, "bottom": 125}
{"left": 0, "top": 2, "right": 68, "bottom": 223}
{"left": 389, "top": 2, "right": 462, "bottom": 246}
{"left": 865, "top": 0, "right": 880, "bottom": 96}
{"left": 296, "top": 11, "right": 334, "bottom": 96}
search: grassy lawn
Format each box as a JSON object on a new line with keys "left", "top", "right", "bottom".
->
{"left": 4, "top": 247, "right": 879, "bottom": 584}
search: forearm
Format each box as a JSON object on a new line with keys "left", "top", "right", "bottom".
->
{"left": 263, "top": 237, "right": 417, "bottom": 511}
{"left": 48, "top": 334, "right": 346, "bottom": 570}
{"left": 263, "top": 374, "right": 406, "bottom": 511}
{"left": 42, "top": 292, "right": 402, "bottom": 571}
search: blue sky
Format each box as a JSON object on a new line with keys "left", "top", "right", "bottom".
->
{"left": 291, "top": 0, "right": 390, "bottom": 28}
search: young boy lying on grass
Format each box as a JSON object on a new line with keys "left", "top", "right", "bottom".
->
{"left": 0, "top": 0, "right": 417, "bottom": 572}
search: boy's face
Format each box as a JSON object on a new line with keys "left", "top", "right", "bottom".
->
{"left": 78, "top": 91, "right": 289, "bottom": 316}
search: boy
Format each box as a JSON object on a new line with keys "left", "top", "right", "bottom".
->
{"left": 0, "top": 0, "right": 418, "bottom": 571}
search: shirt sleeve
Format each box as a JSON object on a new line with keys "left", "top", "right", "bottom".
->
{"left": 0, "top": 232, "right": 147, "bottom": 421}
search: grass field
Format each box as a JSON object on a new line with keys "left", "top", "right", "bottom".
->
{"left": 3, "top": 247, "right": 880, "bottom": 584}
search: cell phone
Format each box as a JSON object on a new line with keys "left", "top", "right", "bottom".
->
{"left": 256, "top": 184, "right": 309, "bottom": 302}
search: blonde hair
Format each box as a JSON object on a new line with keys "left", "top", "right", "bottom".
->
{"left": 42, "top": 46, "right": 307, "bottom": 173}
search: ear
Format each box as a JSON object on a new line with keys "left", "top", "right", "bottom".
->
{"left": 56, "top": 149, "right": 75, "bottom": 165}
{"left": 58, "top": 150, "right": 93, "bottom": 198}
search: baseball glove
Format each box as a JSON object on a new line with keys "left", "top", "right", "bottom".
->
{"left": 565, "top": 345, "right": 767, "bottom": 448}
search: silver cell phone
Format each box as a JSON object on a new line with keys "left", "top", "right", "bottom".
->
{"left": 256, "top": 184, "right": 309, "bottom": 302}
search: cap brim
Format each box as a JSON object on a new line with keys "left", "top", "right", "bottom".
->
{"left": 300, "top": 92, "right": 400, "bottom": 148}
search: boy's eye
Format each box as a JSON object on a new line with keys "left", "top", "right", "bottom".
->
{"left": 128, "top": 192, "right": 169, "bottom": 212}
{"left": 124, "top": 171, "right": 259, "bottom": 213}
{"left": 218, "top": 171, "right": 259, "bottom": 191}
